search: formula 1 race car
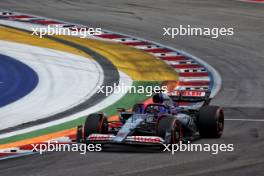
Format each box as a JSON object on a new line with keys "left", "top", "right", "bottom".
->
{"left": 76, "top": 90, "right": 224, "bottom": 146}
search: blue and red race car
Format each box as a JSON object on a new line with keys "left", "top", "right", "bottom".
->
{"left": 76, "top": 90, "right": 224, "bottom": 145}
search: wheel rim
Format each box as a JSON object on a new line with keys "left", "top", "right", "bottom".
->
{"left": 172, "top": 120, "right": 182, "bottom": 143}
{"left": 98, "top": 117, "right": 108, "bottom": 134}
{"left": 217, "top": 109, "right": 224, "bottom": 135}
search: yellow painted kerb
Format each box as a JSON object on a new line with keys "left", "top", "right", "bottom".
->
{"left": 0, "top": 25, "right": 178, "bottom": 81}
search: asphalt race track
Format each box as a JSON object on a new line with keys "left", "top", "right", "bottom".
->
{"left": 0, "top": 0, "right": 264, "bottom": 176}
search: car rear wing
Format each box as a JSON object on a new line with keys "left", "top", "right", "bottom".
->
{"left": 167, "top": 90, "right": 211, "bottom": 103}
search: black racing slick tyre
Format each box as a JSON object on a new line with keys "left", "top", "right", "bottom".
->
{"left": 198, "top": 106, "right": 224, "bottom": 138}
{"left": 157, "top": 116, "right": 183, "bottom": 144}
{"left": 84, "top": 113, "right": 108, "bottom": 140}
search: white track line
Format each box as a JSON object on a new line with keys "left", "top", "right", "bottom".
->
{"left": 0, "top": 39, "right": 132, "bottom": 138}
{"left": 0, "top": 40, "right": 102, "bottom": 130}
{"left": 0, "top": 18, "right": 133, "bottom": 138}
{"left": 0, "top": 71, "right": 132, "bottom": 139}
{"left": 225, "top": 119, "right": 264, "bottom": 122}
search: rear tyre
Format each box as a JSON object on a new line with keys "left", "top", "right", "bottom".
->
{"left": 198, "top": 106, "right": 224, "bottom": 138}
{"left": 84, "top": 113, "right": 108, "bottom": 140}
{"left": 157, "top": 116, "right": 183, "bottom": 144}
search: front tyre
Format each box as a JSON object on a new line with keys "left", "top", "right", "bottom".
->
{"left": 157, "top": 116, "right": 183, "bottom": 144}
{"left": 84, "top": 113, "right": 108, "bottom": 141}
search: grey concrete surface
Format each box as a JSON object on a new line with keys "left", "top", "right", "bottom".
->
{"left": 0, "top": 0, "right": 263, "bottom": 176}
